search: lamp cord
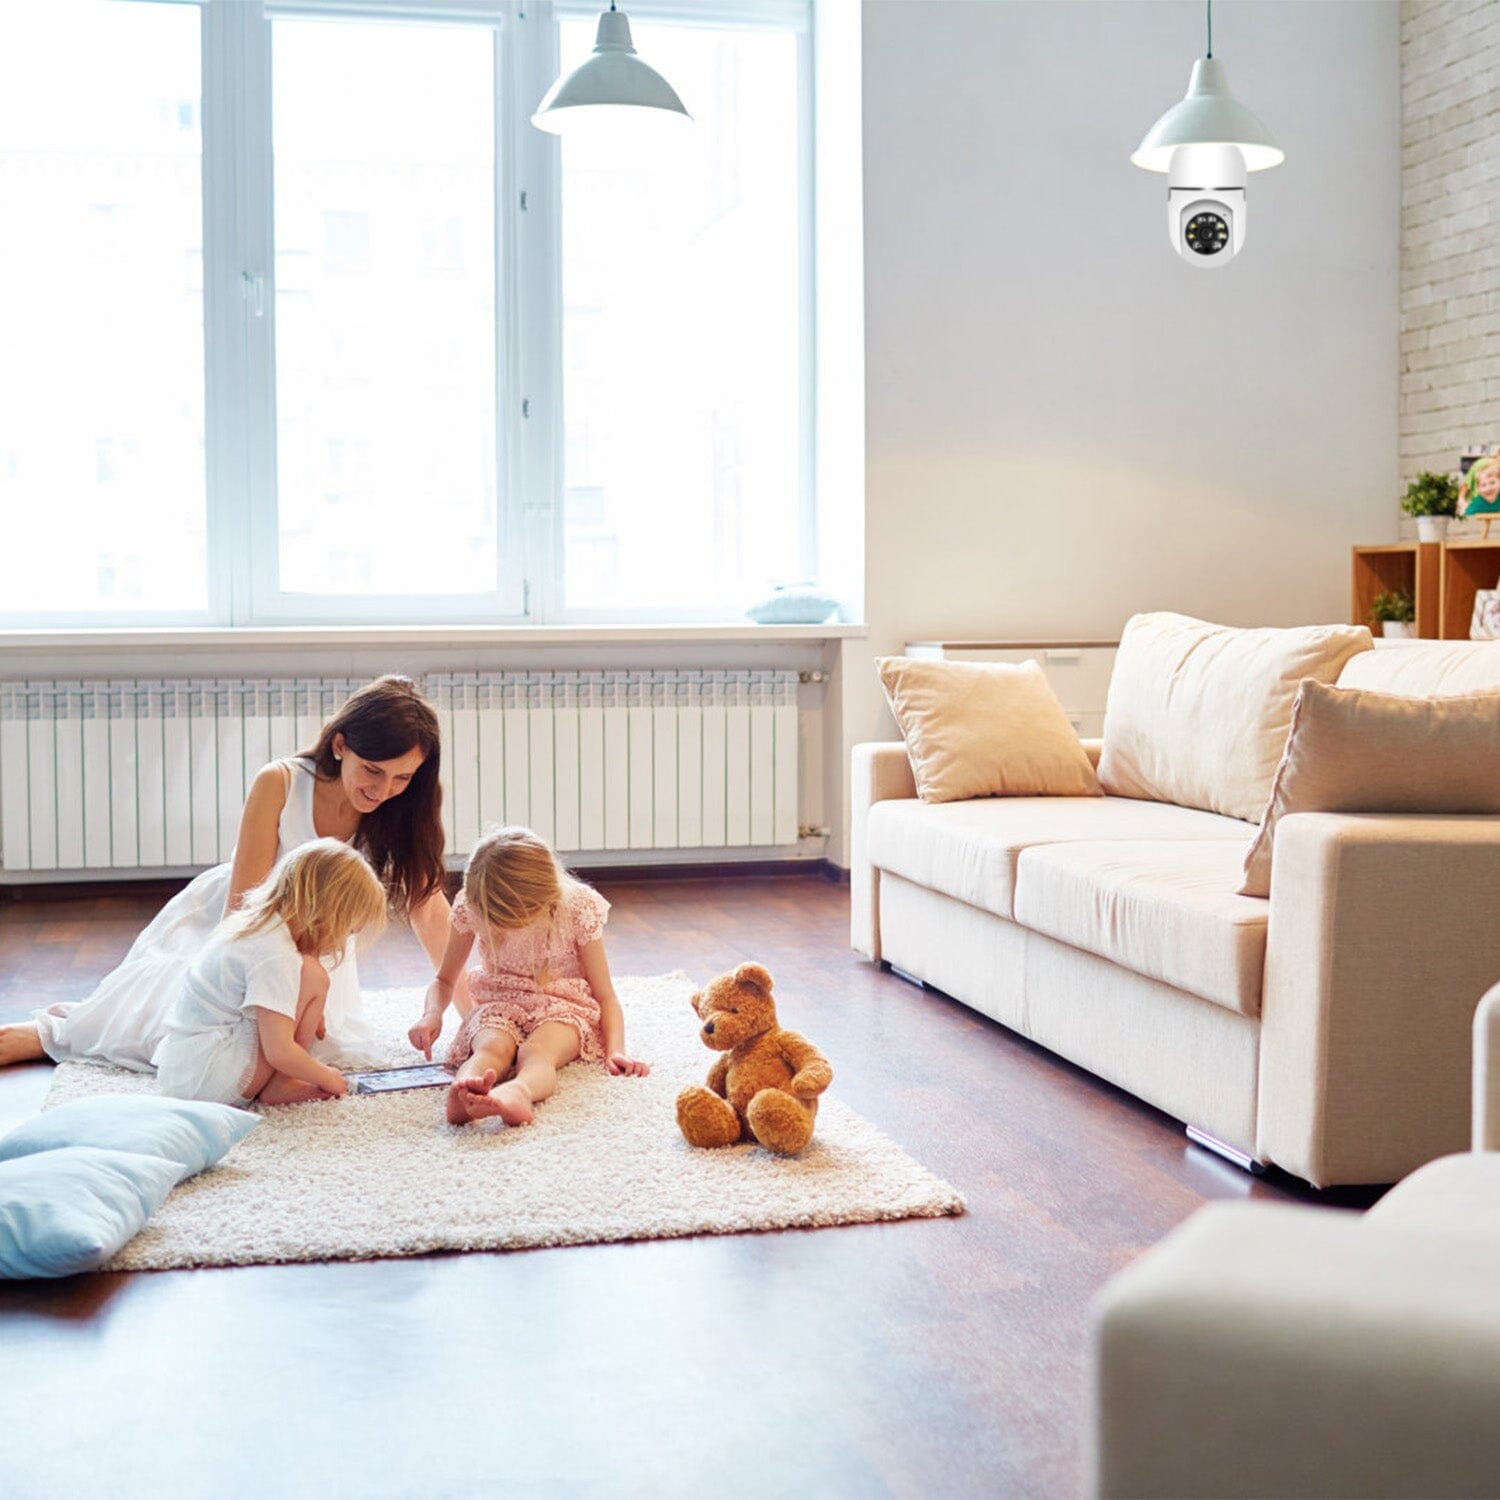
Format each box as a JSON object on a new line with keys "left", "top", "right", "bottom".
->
{"left": 1206, "top": 0, "right": 1213, "bottom": 58}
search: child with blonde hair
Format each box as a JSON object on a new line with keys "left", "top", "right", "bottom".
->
{"left": 409, "top": 826, "right": 649, "bottom": 1126}
{"left": 1462, "top": 449, "right": 1500, "bottom": 539}
{"left": 153, "top": 839, "right": 387, "bottom": 1107}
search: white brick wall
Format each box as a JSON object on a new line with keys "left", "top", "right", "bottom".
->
{"left": 1401, "top": 0, "right": 1500, "bottom": 507}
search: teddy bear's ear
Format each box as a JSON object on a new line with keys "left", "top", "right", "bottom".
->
{"left": 734, "top": 962, "right": 774, "bottom": 995}
{"left": 689, "top": 989, "right": 704, "bottom": 1016}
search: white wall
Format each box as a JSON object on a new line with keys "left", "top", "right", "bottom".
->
{"left": 838, "top": 0, "right": 1401, "bottom": 826}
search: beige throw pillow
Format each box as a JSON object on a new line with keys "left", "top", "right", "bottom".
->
{"left": 1241, "top": 679, "right": 1500, "bottom": 897}
{"left": 1098, "top": 612, "right": 1373, "bottom": 822}
{"left": 876, "top": 657, "right": 1102, "bottom": 803}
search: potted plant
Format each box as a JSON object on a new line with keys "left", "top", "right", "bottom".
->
{"left": 1402, "top": 470, "right": 1460, "bottom": 542}
{"left": 1370, "top": 587, "right": 1417, "bottom": 639}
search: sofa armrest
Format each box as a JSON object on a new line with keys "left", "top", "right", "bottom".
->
{"left": 1258, "top": 812, "right": 1500, "bottom": 1186}
{"left": 1476, "top": 983, "right": 1500, "bottom": 1151}
{"left": 1091, "top": 1201, "right": 1500, "bottom": 1499}
{"left": 1080, "top": 736, "right": 1103, "bottom": 769}
{"left": 849, "top": 742, "right": 917, "bottom": 960}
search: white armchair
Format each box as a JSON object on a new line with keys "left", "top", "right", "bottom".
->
{"left": 1089, "top": 982, "right": 1500, "bottom": 1499}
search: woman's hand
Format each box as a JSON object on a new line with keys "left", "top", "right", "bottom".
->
{"left": 408, "top": 1011, "right": 444, "bottom": 1060}
{"left": 320, "top": 1067, "right": 349, "bottom": 1098}
{"left": 606, "top": 1053, "right": 650, "bottom": 1077}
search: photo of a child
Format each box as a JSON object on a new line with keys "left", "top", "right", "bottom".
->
{"left": 1459, "top": 447, "right": 1500, "bottom": 539}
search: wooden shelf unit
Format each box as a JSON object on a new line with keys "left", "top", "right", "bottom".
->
{"left": 1439, "top": 540, "right": 1500, "bottom": 639}
{"left": 1350, "top": 543, "right": 1441, "bottom": 637}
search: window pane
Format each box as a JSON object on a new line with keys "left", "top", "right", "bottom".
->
{"left": 272, "top": 19, "right": 497, "bottom": 596}
{"left": 0, "top": 1, "right": 206, "bottom": 615}
{"left": 560, "top": 20, "right": 803, "bottom": 612}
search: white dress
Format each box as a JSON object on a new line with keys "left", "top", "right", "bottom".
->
{"left": 33, "top": 758, "right": 372, "bottom": 1071}
{"left": 153, "top": 917, "right": 310, "bottom": 1106}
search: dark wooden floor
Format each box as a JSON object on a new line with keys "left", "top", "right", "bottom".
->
{"left": 0, "top": 877, "right": 1370, "bottom": 1500}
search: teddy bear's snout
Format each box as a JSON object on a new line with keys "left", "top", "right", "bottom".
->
{"left": 703, "top": 1021, "right": 715, "bottom": 1035}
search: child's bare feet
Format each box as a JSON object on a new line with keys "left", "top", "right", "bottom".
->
{"left": 0, "top": 1023, "right": 46, "bottom": 1066}
{"left": 445, "top": 1071, "right": 533, "bottom": 1126}
{"left": 258, "top": 1076, "right": 332, "bottom": 1106}
{"left": 447, "top": 1069, "right": 503, "bottom": 1124}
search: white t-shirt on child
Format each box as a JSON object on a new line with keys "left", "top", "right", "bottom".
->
{"left": 153, "top": 918, "right": 310, "bottom": 1104}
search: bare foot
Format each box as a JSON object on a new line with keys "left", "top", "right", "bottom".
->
{"left": 258, "top": 1077, "right": 331, "bottom": 1106}
{"left": 446, "top": 1070, "right": 506, "bottom": 1124}
{"left": 0, "top": 1023, "right": 46, "bottom": 1067}
{"left": 445, "top": 1072, "right": 533, "bottom": 1126}
{"left": 490, "top": 1080, "right": 534, "bottom": 1126}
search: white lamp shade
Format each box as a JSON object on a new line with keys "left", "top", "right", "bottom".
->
{"left": 532, "top": 8, "right": 691, "bottom": 137}
{"left": 1131, "top": 57, "right": 1283, "bottom": 172}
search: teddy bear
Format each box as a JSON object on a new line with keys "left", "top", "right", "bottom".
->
{"left": 675, "top": 962, "right": 832, "bottom": 1155}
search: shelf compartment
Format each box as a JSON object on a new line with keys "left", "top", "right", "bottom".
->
{"left": 1350, "top": 543, "right": 1440, "bottom": 638}
{"left": 1439, "top": 541, "right": 1500, "bottom": 639}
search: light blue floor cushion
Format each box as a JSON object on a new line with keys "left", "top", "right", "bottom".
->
{"left": 0, "top": 1094, "right": 259, "bottom": 1178}
{"left": 0, "top": 1146, "right": 183, "bottom": 1278}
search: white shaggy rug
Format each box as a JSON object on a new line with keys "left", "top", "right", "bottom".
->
{"left": 44, "top": 975, "right": 965, "bottom": 1271}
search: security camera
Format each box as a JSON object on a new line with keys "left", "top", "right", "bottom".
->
{"left": 1133, "top": 49, "right": 1283, "bottom": 266}
{"left": 1167, "top": 144, "right": 1246, "bottom": 267}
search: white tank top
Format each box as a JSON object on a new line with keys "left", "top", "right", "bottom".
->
{"left": 276, "top": 756, "right": 325, "bottom": 856}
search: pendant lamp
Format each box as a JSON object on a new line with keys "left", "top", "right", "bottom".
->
{"left": 531, "top": 3, "right": 691, "bottom": 138}
{"left": 1132, "top": 1, "right": 1283, "bottom": 171}
{"left": 1133, "top": 1, "right": 1282, "bottom": 266}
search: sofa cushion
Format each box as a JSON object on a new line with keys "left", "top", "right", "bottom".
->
{"left": 1338, "top": 639, "right": 1500, "bottom": 697}
{"left": 1364, "top": 1153, "right": 1500, "bottom": 1247}
{"left": 1098, "top": 612, "right": 1373, "bottom": 823}
{"left": 876, "top": 656, "right": 1102, "bottom": 802}
{"left": 1014, "top": 840, "right": 1266, "bottom": 1016}
{"left": 1241, "top": 679, "right": 1500, "bottom": 897}
{"left": 865, "top": 795, "right": 1251, "bottom": 920}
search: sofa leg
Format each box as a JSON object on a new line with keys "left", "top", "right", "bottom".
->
{"left": 1186, "top": 1124, "right": 1266, "bottom": 1176}
{"left": 883, "top": 962, "right": 928, "bottom": 990}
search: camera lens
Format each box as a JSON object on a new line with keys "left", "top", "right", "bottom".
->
{"left": 1185, "top": 212, "right": 1229, "bottom": 256}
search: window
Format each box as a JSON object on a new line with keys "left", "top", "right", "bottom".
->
{"left": 0, "top": 1, "right": 206, "bottom": 621}
{"left": 0, "top": 0, "right": 814, "bottom": 627}
{"left": 557, "top": 12, "right": 805, "bottom": 618}
{"left": 268, "top": 15, "right": 499, "bottom": 606}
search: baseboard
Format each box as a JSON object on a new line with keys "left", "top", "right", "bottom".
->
{"left": 1, "top": 858, "right": 851, "bottom": 902}
{"left": 570, "top": 858, "right": 848, "bottom": 884}
{"left": 0, "top": 876, "right": 196, "bottom": 904}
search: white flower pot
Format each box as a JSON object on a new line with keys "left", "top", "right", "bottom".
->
{"left": 1381, "top": 620, "right": 1415, "bottom": 639}
{"left": 1415, "top": 516, "right": 1450, "bottom": 542}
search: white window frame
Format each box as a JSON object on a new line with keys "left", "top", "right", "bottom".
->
{"left": 227, "top": 0, "right": 527, "bottom": 625}
{"left": 1, "top": 0, "right": 815, "bottom": 628}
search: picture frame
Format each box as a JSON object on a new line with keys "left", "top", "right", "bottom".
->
{"left": 1459, "top": 446, "right": 1500, "bottom": 538}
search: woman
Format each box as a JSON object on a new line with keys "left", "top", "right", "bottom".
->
{"left": 0, "top": 674, "right": 466, "bottom": 1071}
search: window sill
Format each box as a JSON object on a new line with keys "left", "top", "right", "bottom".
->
{"left": 0, "top": 622, "right": 868, "bottom": 655}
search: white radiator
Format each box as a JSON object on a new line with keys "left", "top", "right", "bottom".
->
{"left": 0, "top": 671, "right": 802, "bottom": 875}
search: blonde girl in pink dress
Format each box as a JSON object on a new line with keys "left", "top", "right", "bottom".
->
{"left": 408, "top": 826, "right": 650, "bottom": 1126}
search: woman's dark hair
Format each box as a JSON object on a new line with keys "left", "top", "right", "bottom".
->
{"left": 302, "top": 675, "right": 444, "bottom": 916}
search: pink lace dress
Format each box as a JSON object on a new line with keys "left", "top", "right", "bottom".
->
{"left": 446, "top": 881, "right": 610, "bottom": 1067}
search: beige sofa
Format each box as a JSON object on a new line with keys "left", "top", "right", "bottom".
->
{"left": 1090, "top": 982, "right": 1500, "bottom": 1499}
{"left": 851, "top": 636, "right": 1500, "bottom": 1187}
